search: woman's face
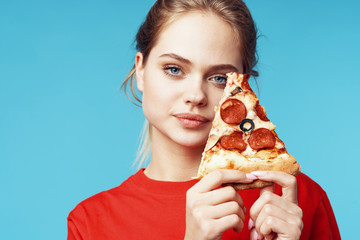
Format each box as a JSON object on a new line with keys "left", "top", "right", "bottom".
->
{"left": 136, "top": 11, "right": 243, "bottom": 148}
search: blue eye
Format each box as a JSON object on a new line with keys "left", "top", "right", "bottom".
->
{"left": 169, "top": 67, "right": 180, "bottom": 75}
{"left": 213, "top": 76, "right": 227, "bottom": 83}
{"left": 163, "top": 65, "right": 183, "bottom": 77}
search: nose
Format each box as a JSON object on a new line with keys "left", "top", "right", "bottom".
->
{"left": 183, "top": 75, "right": 208, "bottom": 107}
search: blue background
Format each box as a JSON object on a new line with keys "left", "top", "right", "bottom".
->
{"left": 1, "top": 0, "right": 359, "bottom": 239}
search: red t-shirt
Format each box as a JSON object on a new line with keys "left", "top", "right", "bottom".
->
{"left": 67, "top": 169, "right": 340, "bottom": 239}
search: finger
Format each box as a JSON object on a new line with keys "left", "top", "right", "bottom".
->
{"left": 206, "top": 185, "right": 244, "bottom": 207}
{"left": 250, "top": 228, "right": 265, "bottom": 240}
{"left": 260, "top": 184, "right": 275, "bottom": 196}
{"left": 250, "top": 192, "right": 300, "bottom": 224}
{"left": 251, "top": 171, "right": 298, "bottom": 203}
{"left": 252, "top": 184, "right": 274, "bottom": 226}
{"left": 249, "top": 228, "right": 258, "bottom": 240}
{"left": 255, "top": 203, "right": 301, "bottom": 234}
{"left": 210, "top": 201, "right": 245, "bottom": 223}
{"left": 215, "top": 214, "right": 244, "bottom": 233}
{"left": 194, "top": 169, "right": 256, "bottom": 193}
{"left": 258, "top": 216, "right": 302, "bottom": 239}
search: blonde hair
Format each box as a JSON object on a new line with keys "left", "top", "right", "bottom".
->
{"left": 121, "top": 0, "right": 259, "bottom": 168}
{"left": 131, "top": 120, "right": 152, "bottom": 168}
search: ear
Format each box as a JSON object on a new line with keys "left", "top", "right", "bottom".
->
{"left": 135, "top": 52, "right": 145, "bottom": 92}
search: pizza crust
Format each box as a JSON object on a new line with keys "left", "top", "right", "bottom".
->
{"left": 225, "top": 180, "right": 273, "bottom": 191}
{"left": 197, "top": 147, "right": 300, "bottom": 178}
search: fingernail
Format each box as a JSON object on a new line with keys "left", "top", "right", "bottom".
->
{"left": 251, "top": 171, "right": 267, "bottom": 177}
{"left": 248, "top": 218, "right": 254, "bottom": 230}
{"left": 253, "top": 230, "right": 258, "bottom": 240}
{"left": 243, "top": 206, "right": 247, "bottom": 215}
{"left": 246, "top": 173, "right": 258, "bottom": 180}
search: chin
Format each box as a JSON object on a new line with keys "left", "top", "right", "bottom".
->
{"left": 180, "top": 142, "right": 206, "bottom": 149}
{"left": 172, "top": 134, "right": 208, "bottom": 149}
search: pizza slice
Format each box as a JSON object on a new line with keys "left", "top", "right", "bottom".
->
{"left": 196, "top": 72, "right": 300, "bottom": 190}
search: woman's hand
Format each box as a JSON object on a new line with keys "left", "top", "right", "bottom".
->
{"left": 248, "top": 171, "right": 303, "bottom": 240}
{"left": 184, "top": 170, "right": 256, "bottom": 240}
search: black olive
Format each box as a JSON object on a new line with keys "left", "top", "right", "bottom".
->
{"left": 240, "top": 119, "right": 255, "bottom": 132}
{"left": 230, "top": 87, "right": 242, "bottom": 96}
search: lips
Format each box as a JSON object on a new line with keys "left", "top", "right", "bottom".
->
{"left": 174, "top": 113, "right": 210, "bottom": 128}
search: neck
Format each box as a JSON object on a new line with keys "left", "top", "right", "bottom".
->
{"left": 144, "top": 127, "right": 204, "bottom": 182}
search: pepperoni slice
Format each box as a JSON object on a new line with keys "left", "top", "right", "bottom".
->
{"left": 255, "top": 101, "right": 269, "bottom": 121}
{"left": 241, "top": 74, "right": 253, "bottom": 91}
{"left": 248, "top": 128, "right": 276, "bottom": 150}
{"left": 220, "top": 99, "right": 247, "bottom": 124}
{"left": 219, "top": 131, "right": 247, "bottom": 152}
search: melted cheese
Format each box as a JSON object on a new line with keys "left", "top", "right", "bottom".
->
{"left": 242, "top": 145, "right": 256, "bottom": 156}
{"left": 275, "top": 141, "right": 285, "bottom": 149}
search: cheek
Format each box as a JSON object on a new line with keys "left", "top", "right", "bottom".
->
{"left": 141, "top": 72, "right": 178, "bottom": 118}
{"left": 142, "top": 79, "right": 176, "bottom": 105}
{"left": 208, "top": 88, "right": 224, "bottom": 110}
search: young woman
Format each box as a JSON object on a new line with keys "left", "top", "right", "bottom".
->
{"left": 67, "top": 0, "right": 340, "bottom": 239}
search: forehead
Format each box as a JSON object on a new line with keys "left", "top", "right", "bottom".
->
{"left": 150, "top": 11, "right": 242, "bottom": 67}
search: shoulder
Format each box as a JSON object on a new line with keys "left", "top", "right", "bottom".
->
{"left": 272, "top": 172, "right": 328, "bottom": 208}
{"left": 68, "top": 174, "right": 135, "bottom": 220}
{"left": 68, "top": 186, "right": 118, "bottom": 220}
{"left": 66, "top": 173, "right": 142, "bottom": 238}
{"left": 296, "top": 172, "right": 325, "bottom": 195}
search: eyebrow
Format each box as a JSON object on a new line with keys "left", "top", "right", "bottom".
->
{"left": 159, "top": 53, "right": 191, "bottom": 64}
{"left": 159, "top": 53, "right": 239, "bottom": 72}
{"left": 209, "top": 64, "right": 239, "bottom": 73}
